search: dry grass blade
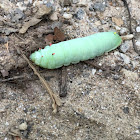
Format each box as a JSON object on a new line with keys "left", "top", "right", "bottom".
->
{"left": 14, "top": 46, "right": 61, "bottom": 113}
{"left": 4, "top": 42, "right": 9, "bottom": 52}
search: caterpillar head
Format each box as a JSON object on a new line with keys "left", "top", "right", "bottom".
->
{"left": 30, "top": 49, "right": 52, "bottom": 69}
{"left": 30, "top": 51, "right": 42, "bottom": 66}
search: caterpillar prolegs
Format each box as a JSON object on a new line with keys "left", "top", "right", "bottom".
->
{"left": 30, "top": 32, "right": 122, "bottom": 69}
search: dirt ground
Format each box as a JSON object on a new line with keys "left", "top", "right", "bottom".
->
{"left": 0, "top": 0, "right": 140, "bottom": 140}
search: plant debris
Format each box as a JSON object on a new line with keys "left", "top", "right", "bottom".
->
{"left": 54, "top": 27, "right": 65, "bottom": 41}
{"left": 19, "top": 5, "right": 52, "bottom": 34}
{"left": 14, "top": 46, "right": 61, "bottom": 113}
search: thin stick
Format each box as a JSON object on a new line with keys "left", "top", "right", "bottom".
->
{"left": 15, "top": 46, "right": 61, "bottom": 113}
{"left": 122, "top": 0, "right": 140, "bottom": 55}
{"left": 59, "top": 67, "right": 67, "bottom": 97}
{"left": 0, "top": 75, "right": 26, "bottom": 82}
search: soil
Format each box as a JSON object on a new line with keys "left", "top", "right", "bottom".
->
{"left": 0, "top": 0, "right": 140, "bottom": 140}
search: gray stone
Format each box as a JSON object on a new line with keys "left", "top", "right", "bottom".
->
{"left": 136, "top": 41, "right": 140, "bottom": 47}
{"left": 114, "top": 51, "right": 130, "bottom": 64}
{"left": 93, "top": 2, "right": 106, "bottom": 12}
{"left": 72, "top": 0, "right": 79, "bottom": 4}
{"left": 75, "top": 8, "right": 85, "bottom": 20}
{"left": 120, "top": 27, "right": 128, "bottom": 35}
{"left": 46, "top": 2, "right": 54, "bottom": 9}
{"left": 131, "top": 61, "right": 139, "bottom": 68}
{"left": 123, "top": 107, "right": 129, "bottom": 114}
{"left": 120, "top": 42, "right": 130, "bottom": 53}
{"left": 89, "top": 5, "right": 94, "bottom": 11}
{"left": 0, "top": 37, "right": 8, "bottom": 44}
{"left": 77, "top": 0, "right": 87, "bottom": 6}
{"left": 60, "top": 0, "right": 72, "bottom": 6}
{"left": 19, "top": 122, "right": 28, "bottom": 131}
{"left": 120, "top": 53, "right": 130, "bottom": 64}
{"left": 92, "top": 69, "right": 96, "bottom": 76}
{"left": 11, "top": 8, "right": 24, "bottom": 22}
{"left": 49, "top": 12, "right": 58, "bottom": 21}
{"left": 63, "top": 13, "right": 72, "bottom": 19}
{"left": 136, "top": 26, "right": 140, "bottom": 32}
{"left": 0, "top": 69, "right": 9, "bottom": 77}
{"left": 16, "top": 2, "right": 27, "bottom": 11}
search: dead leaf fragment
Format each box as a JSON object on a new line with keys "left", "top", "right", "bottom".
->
{"left": 35, "top": 5, "right": 52, "bottom": 19}
{"left": 19, "top": 18, "right": 41, "bottom": 34}
{"left": 15, "top": 136, "right": 22, "bottom": 140}
{"left": 19, "top": 5, "right": 52, "bottom": 34}
{"left": 112, "top": 17, "right": 123, "bottom": 26}
{"left": 54, "top": 27, "right": 65, "bottom": 41}
{"left": 45, "top": 34, "right": 54, "bottom": 45}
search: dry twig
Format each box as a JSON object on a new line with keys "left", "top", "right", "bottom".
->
{"left": 4, "top": 42, "right": 9, "bottom": 52}
{"left": 14, "top": 46, "right": 61, "bottom": 113}
{"left": 59, "top": 67, "right": 67, "bottom": 97}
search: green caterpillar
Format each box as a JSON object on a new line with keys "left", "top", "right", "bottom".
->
{"left": 30, "top": 32, "right": 122, "bottom": 69}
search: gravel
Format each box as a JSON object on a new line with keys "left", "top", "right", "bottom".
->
{"left": 93, "top": 2, "right": 106, "bottom": 12}
{"left": 136, "top": 26, "right": 140, "bottom": 32}
{"left": 120, "top": 42, "right": 130, "bottom": 53}
{"left": 120, "top": 27, "right": 128, "bottom": 35}
{"left": 0, "top": 0, "right": 140, "bottom": 140}
{"left": 60, "top": 0, "right": 72, "bottom": 6}
{"left": 63, "top": 13, "right": 72, "bottom": 19}
{"left": 75, "top": 8, "right": 85, "bottom": 20}
{"left": 11, "top": 8, "right": 24, "bottom": 22}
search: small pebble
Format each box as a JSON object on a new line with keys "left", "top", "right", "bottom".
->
{"left": 63, "top": 13, "right": 72, "bottom": 19}
{"left": 33, "top": 0, "right": 43, "bottom": 6}
{"left": 131, "top": 61, "right": 139, "bottom": 68}
{"left": 135, "top": 130, "right": 139, "bottom": 134}
{"left": 1, "top": 69, "right": 9, "bottom": 77}
{"left": 19, "top": 122, "right": 28, "bottom": 131}
{"left": 49, "top": 12, "right": 58, "bottom": 21}
{"left": 16, "top": 2, "right": 27, "bottom": 11}
{"left": 5, "top": 122, "right": 9, "bottom": 126}
{"left": 99, "top": 69, "right": 102, "bottom": 73}
{"left": 123, "top": 106, "right": 129, "bottom": 114}
{"left": 136, "top": 41, "right": 140, "bottom": 47}
{"left": 136, "top": 26, "right": 140, "bottom": 32}
{"left": 114, "top": 51, "right": 130, "bottom": 64}
{"left": 46, "top": 2, "right": 54, "bottom": 9}
{"left": 72, "top": 0, "right": 79, "bottom": 4}
{"left": 60, "top": 0, "right": 72, "bottom": 6}
{"left": 120, "top": 53, "right": 130, "bottom": 64}
{"left": 113, "top": 75, "right": 120, "bottom": 80}
{"left": 93, "top": 2, "right": 106, "bottom": 12}
{"left": 77, "top": 0, "right": 87, "bottom": 6}
{"left": 120, "top": 27, "right": 128, "bottom": 35}
{"left": 92, "top": 69, "right": 96, "bottom": 76}
{"left": 120, "top": 42, "right": 130, "bottom": 53}
{"left": 24, "top": 0, "right": 33, "bottom": 5}
{"left": 89, "top": 6, "right": 94, "bottom": 11}
{"left": 11, "top": 8, "right": 24, "bottom": 22}
{"left": 75, "top": 8, "right": 85, "bottom": 20}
